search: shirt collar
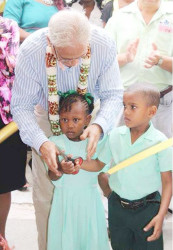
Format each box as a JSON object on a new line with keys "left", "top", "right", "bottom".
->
{"left": 120, "top": 122, "right": 156, "bottom": 142}
{"left": 121, "top": 0, "right": 172, "bottom": 18}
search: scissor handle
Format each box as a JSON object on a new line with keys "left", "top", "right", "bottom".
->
{"left": 66, "top": 157, "right": 83, "bottom": 175}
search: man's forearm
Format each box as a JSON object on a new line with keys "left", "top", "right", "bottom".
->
{"left": 159, "top": 56, "right": 173, "bottom": 73}
{"left": 117, "top": 53, "right": 129, "bottom": 67}
{"left": 11, "top": 108, "right": 49, "bottom": 153}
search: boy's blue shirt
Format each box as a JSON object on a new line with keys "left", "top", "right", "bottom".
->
{"left": 98, "top": 122, "right": 172, "bottom": 200}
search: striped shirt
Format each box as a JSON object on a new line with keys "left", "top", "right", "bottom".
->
{"left": 11, "top": 26, "right": 123, "bottom": 152}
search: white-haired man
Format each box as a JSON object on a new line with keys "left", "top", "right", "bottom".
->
{"left": 11, "top": 10, "right": 123, "bottom": 250}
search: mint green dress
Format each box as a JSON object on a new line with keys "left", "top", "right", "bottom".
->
{"left": 47, "top": 134, "right": 110, "bottom": 250}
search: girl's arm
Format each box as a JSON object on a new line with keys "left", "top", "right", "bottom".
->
{"left": 144, "top": 171, "right": 172, "bottom": 241}
{"left": 81, "top": 158, "right": 105, "bottom": 172}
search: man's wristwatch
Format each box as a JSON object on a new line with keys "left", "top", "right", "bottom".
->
{"left": 156, "top": 56, "right": 163, "bottom": 66}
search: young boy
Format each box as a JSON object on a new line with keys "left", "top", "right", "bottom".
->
{"left": 81, "top": 83, "right": 172, "bottom": 250}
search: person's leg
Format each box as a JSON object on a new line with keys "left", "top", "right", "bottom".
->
{"left": 32, "top": 149, "right": 54, "bottom": 250}
{"left": 108, "top": 192, "right": 134, "bottom": 250}
{"left": 132, "top": 193, "right": 163, "bottom": 250}
{"left": 32, "top": 105, "right": 54, "bottom": 250}
{"left": 0, "top": 192, "right": 11, "bottom": 238}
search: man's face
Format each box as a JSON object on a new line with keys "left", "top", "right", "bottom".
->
{"left": 53, "top": 43, "right": 87, "bottom": 67}
{"left": 139, "top": 0, "right": 160, "bottom": 6}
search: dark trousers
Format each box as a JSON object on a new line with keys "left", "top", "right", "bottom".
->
{"left": 108, "top": 191, "right": 163, "bottom": 250}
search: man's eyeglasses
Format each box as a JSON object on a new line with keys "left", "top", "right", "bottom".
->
{"left": 53, "top": 45, "right": 87, "bottom": 64}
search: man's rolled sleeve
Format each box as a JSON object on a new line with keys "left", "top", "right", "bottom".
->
{"left": 11, "top": 49, "right": 47, "bottom": 152}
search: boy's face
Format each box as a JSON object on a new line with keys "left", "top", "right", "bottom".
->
{"left": 123, "top": 92, "right": 156, "bottom": 130}
{"left": 59, "top": 102, "right": 91, "bottom": 141}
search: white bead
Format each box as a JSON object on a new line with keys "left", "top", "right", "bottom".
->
{"left": 42, "top": 0, "right": 54, "bottom": 5}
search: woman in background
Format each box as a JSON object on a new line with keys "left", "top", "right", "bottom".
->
{"left": 69, "top": 0, "right": 103, "bottom": 27}
{"left": 3, "top": 0, "right": 65, "bottom": 42}
{"left": 0, "top": 17, "right": 27, "bottom": 247}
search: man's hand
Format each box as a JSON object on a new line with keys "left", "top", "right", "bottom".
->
{"left": 143, "top": 214, "right": 164, "bottom": 241}
{"left": 80, "top": 124, "right": 102, "bottom": 160}
{"left": 126, "top": 38, "right": 139, "bottom": 63}
{"left": 40, "top": 141, "right": 61, "bottom": 176}
{"left": 118, "top": 38, "right": 139, "bottom": 67}
{"left": 145, "top": 43, "right": 161, "bottom": 68}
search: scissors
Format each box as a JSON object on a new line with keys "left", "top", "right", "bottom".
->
{"left": 57, "top": 146, "right": 83, "bottom": 175}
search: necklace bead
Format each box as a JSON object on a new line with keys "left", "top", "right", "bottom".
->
{"left": 42, "top": 0, "right": 54, "bottom": 5}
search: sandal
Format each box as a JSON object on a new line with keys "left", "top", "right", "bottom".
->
{"left": 18, "top": 182, "right": 29, "bottom": 191}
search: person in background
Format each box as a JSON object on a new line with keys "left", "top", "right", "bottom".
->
{"left": 105, "top": 0, "right": 173, "bottom": 138}
{"left": 69, "top": 0, "right": 103, "bottom": 27}
{"left": 101, "top": 0, "right": 134, "bottom": 27}
{"left": 3, "top": 0, "right": 65, "bottom": 191}
{"left": 3, "top": 0, "right": 65, "bottom": 42}
{"left": 45, "top": 91, "right": 110, "bottom": 250}
{"left": 11, "top": 10, "right": 123, "bottom": 250}
{"left": 0, "top": 17, "right": 27, "bottom": 248}
{"left": 81, "top": 83, "right": 172, "bottom": 250}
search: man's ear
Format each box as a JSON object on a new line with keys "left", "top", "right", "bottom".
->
{"left": 85, "top": 114, "right": 92, "bottom": 127}
{"left": 46, "top": 36, "right": 51, "bottom": 46}
{"left": 148, "top": 105, "right": 157, "bottom": 118}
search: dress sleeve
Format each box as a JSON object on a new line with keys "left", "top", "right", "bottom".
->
{"left": 3, "top": 0, "right": 23, "bottom": 25}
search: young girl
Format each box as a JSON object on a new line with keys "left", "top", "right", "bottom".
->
{"left": 81, "top": 83, "right": 172, "bottom": 250}
{"left": 46, "top": 91, "right": 110, "bottom": 250}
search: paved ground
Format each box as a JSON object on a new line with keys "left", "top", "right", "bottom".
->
{"left": 5, "top": 163, "right": 173, "bottom": 250}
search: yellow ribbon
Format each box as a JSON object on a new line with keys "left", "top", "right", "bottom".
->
{"left": 0, "top": 0, "right": 6, "bottom": 13}
{"left": 0, "top": 121, "right": 18, "bottom": 143}
{"left": 107, "top": 138, "right": 173, "bottom": 175}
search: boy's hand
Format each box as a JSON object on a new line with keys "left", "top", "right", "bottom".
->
{"left": 143, "top": 214, "right": 164, "bottom": 241}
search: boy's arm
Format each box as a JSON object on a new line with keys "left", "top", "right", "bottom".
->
{"left": 144, "top": 171, "right": 172, "bottom": 241}
{"left": 81, "top": 159, "right": 105, "bottom": 172}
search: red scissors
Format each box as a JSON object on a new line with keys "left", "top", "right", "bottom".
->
{"left": 57, "top": 146, "right": 83, "bottom": 175}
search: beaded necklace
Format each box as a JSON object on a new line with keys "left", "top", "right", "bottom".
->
{"left": 45, "top": 44, "right": 91, "bottom": 135}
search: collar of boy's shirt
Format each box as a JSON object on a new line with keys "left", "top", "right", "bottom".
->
{"left": 119, "top": 122, "right": 156, "bottom": 142}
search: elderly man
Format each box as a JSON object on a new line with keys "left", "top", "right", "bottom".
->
{"left": 105, "top": 0, "right": 173, "bottom": 138}
{"left": 11, "top": 10, "right": 123, "bottom": 250}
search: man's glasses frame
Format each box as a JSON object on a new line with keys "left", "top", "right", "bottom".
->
{"left": 52, "top": 45, "right": 87, "bottom": 64}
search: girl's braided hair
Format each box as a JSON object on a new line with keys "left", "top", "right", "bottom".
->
{"left": 58, "top": 90, "right": 94, "bottom": 115}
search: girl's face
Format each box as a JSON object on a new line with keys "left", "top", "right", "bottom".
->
{"left": 59, "top": 102, "right": 91, "bottom": 141}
